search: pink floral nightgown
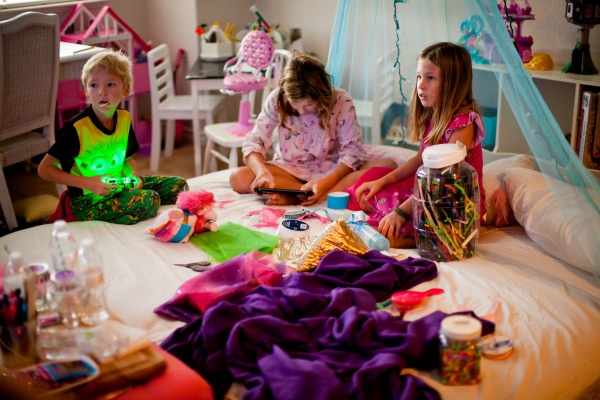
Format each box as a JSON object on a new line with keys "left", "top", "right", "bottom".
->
{"left": 242, "top": 88, "right": 367, "bottom": 182}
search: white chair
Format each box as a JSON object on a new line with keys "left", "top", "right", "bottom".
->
{"left": 354, "top": 51, "right": 395, "bottom": 145}
{"left": 147, "top": 43, "right": 225, "bottom": 176}
{"left": 258, "top": 48, "right": 292, "bottom": 110}
{"left": 0, "top": 12, "right": 60, "bottom": 230}
{"left": 202, "top": 48, "right": 291, "bottom": 174}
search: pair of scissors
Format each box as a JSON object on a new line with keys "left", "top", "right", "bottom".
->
{"left": 173, "top": 261, "right": 211, "bottom": 272}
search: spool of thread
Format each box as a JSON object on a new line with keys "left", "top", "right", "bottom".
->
{"left": 327, "top": 192, "right": 349, "bottom": 209}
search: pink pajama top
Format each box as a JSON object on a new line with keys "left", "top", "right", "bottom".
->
{"left": 242, "top": 88, "right": 367, "bottom": 182}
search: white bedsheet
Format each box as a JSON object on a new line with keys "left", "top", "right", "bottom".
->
{"left": 2, "top": 165, "right": 599, "bottom": 400}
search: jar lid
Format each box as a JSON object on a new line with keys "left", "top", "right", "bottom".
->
{"left": 422, "top": 141, "right": 467, "bottom": 169}
{"left": 440, "top": 315, "right": 482, "bottom": 340}
{"left": 51, "top": 269, "right": 75, "bottom": 283}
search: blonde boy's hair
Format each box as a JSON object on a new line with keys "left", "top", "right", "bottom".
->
{"left": 81, "top": 49, "right": 133, "bottom": 94}
{"left": 409, "top": 42, "right": 480, "bottom": 144}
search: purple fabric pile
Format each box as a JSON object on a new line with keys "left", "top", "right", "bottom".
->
{"left": 159, "top": 249, "right": 494, "bottom": 400}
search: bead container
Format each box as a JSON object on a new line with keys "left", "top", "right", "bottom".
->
{"left": 439, "top": 315, "right": 483, "bottom": 385}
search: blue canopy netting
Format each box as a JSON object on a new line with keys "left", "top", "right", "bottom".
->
{"left": 326, "top": 0, "right": 600, "bottom": 282}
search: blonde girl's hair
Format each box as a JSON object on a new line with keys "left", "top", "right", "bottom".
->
{"left": 81, "top": 49, "right": 133, "bottom": 95}
{"left": 276, "top": 50, "right": 333, "bottom": 131}
{"left": 409, "top": 42, "right": 480, "bottom": 144}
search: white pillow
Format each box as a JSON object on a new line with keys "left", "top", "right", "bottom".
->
{"left": 482, "top": 154, "right": 538, "bottom": 224}
{"left": 503, "top": 167, "right": 600, "bottom": 274}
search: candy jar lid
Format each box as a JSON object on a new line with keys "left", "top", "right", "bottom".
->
{"left": 440, "top": 315, "right": 482, "bottom": 341}
{"left": 422, "top": 141, "right": 467, "bottom": 169}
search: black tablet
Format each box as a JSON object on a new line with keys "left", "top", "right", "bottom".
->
{"left": 254, "top": 187, "right": 314, "bottom": 197}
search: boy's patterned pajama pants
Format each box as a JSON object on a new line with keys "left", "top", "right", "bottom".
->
{"left": 71, "top": 175, "right": 188, "bottom": 225}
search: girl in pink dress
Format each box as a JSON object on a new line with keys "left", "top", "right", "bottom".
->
{"left": 229, "top": 51, "right": 395, "bottom": 206}
{"left": 347, "top": 42, "right": 486, "bottom": 248}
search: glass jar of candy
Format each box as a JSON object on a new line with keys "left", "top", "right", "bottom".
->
{"left": 439, "top": 315, "right": 482, "bottom": 385}
{"left": 413, "top": 141, "right": 480, "bottom": 261}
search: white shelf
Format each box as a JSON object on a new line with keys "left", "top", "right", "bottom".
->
{"left": 473, "top": 64, "right": 600, "bottom": 154}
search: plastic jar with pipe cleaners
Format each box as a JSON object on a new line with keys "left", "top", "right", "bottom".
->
{"left": 413, "top": 141, "right": 480, "bottom": 261}
{"left": 439, "top": 314, "right": 482, "bottom": 385}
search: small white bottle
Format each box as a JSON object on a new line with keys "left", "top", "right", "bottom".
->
{"left": 49, "top": 220, "right": 78, "bottom": 273}
{"left": 76, "top": 238, "right": 109, "bottom": 326}
{"left": 4, "top": 251, "right": 25, "bottom": 297}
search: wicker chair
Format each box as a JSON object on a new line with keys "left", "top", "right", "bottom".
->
{"left": 0, "top": 12, "right": 60, "bottom": 230}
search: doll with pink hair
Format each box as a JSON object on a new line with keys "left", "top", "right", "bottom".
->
{"left": 147, "top": 190, "right": 218, "bottom": 243}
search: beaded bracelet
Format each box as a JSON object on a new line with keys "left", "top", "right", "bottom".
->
{"left": 394, "top": 206, "right": 411, "bottom": 220}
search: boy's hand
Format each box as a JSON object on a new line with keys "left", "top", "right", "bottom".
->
{"left": 90, "top": 176, "right": 118, "bottom": 196}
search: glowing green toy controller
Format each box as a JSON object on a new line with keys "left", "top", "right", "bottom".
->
{"left": 101, "top": 176, "right": 140, "bottom": 189}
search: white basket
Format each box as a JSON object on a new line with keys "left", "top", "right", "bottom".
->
{"left": 201, "top": 41, "right": 233, "bottom": 60}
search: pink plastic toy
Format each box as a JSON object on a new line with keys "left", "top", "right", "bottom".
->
{"left": 391, "top": 288, "right": 445, "bottom": 316}
{"left": 498, "top": 0, "right": 535, "bottom": 63}
{"left": 147, "top": 190, "right": 218, "bottom": 243}
{"left": 222, "top": 30, "right": 275, "bottom": 136}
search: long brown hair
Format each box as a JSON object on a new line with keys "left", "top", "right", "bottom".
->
{"left": 277, "top": 51, "right": 333, "bottom": 131}
{"left": 409, "top": 42, "right": 480, "bottom": 144}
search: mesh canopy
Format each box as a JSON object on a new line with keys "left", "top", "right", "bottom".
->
{"left": 326, "top": 0, "right": 600, "bottom": 284}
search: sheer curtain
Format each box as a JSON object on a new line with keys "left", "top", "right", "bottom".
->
{"left": 326, "top": 0, "right": 600, "bottom": 283}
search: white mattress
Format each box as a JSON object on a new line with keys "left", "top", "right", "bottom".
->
{"left": 2, "top": 160, "right": 599, "bottom": 399}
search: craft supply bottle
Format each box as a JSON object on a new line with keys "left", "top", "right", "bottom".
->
{"left": 413, "top": 142, "right": 480, "bottom": 261}
{"left": 349, "top": 222, "right": 390, "bottom": 251}
{"left": 1, "top": 251, "right": 38, "bottom": 368}
{"left": 346, "top": 211, "right": 390, "bottom": 251}
{"left": 439, "top": 315, "right": 482, "bottom": 385}
{"left": 49, "top": 220, "right": 78, "bottom": 273}
{"left": 76, "top": 238, "right": 109, "bottom": 326}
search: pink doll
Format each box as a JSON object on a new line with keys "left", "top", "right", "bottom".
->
{"left": 147, "top": 190, "right": 218, "bottom": 243}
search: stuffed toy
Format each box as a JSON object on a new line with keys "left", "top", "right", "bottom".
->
{"left": 147, "top": 190, "right": 218, "bottom": 243}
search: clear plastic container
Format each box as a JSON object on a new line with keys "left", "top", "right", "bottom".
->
{"left": 76, "top": 238, "right": 109, "bottom": 326}
{"left": 49, "top": 220, "right": 78, "bottom": 273}
{"left": 413, "top": 142, "right": 480, "bottom": 261}
{"left": 46, "top": 270, "right": 87, "bottom": 329}
{"left": 439, "top": 315, "right": 482, "bottom": 385}
{"left": 4, "top": 251, "right": 25, "bottom": 296}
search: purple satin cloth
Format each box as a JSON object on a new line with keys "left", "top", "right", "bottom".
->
{"left": 159, "top": 249, "right": 494, "bottom": 399}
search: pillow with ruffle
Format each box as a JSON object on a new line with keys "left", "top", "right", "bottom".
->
{"left": 503, "top": 167, "right": 600, "bottom": 274}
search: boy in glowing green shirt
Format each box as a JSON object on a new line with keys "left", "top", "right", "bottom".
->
{"left": 39, "top": 49, "right": 187, "bottom": 224}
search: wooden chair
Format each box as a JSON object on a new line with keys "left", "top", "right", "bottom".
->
{"left": 0, "top": 12, "right": 60, "bottom": 230}
{"left": 353, "top": 51, "right": 395, "bottom": 145}
{"left": 147, "top": 43, "right": 225, "bottom": 176}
